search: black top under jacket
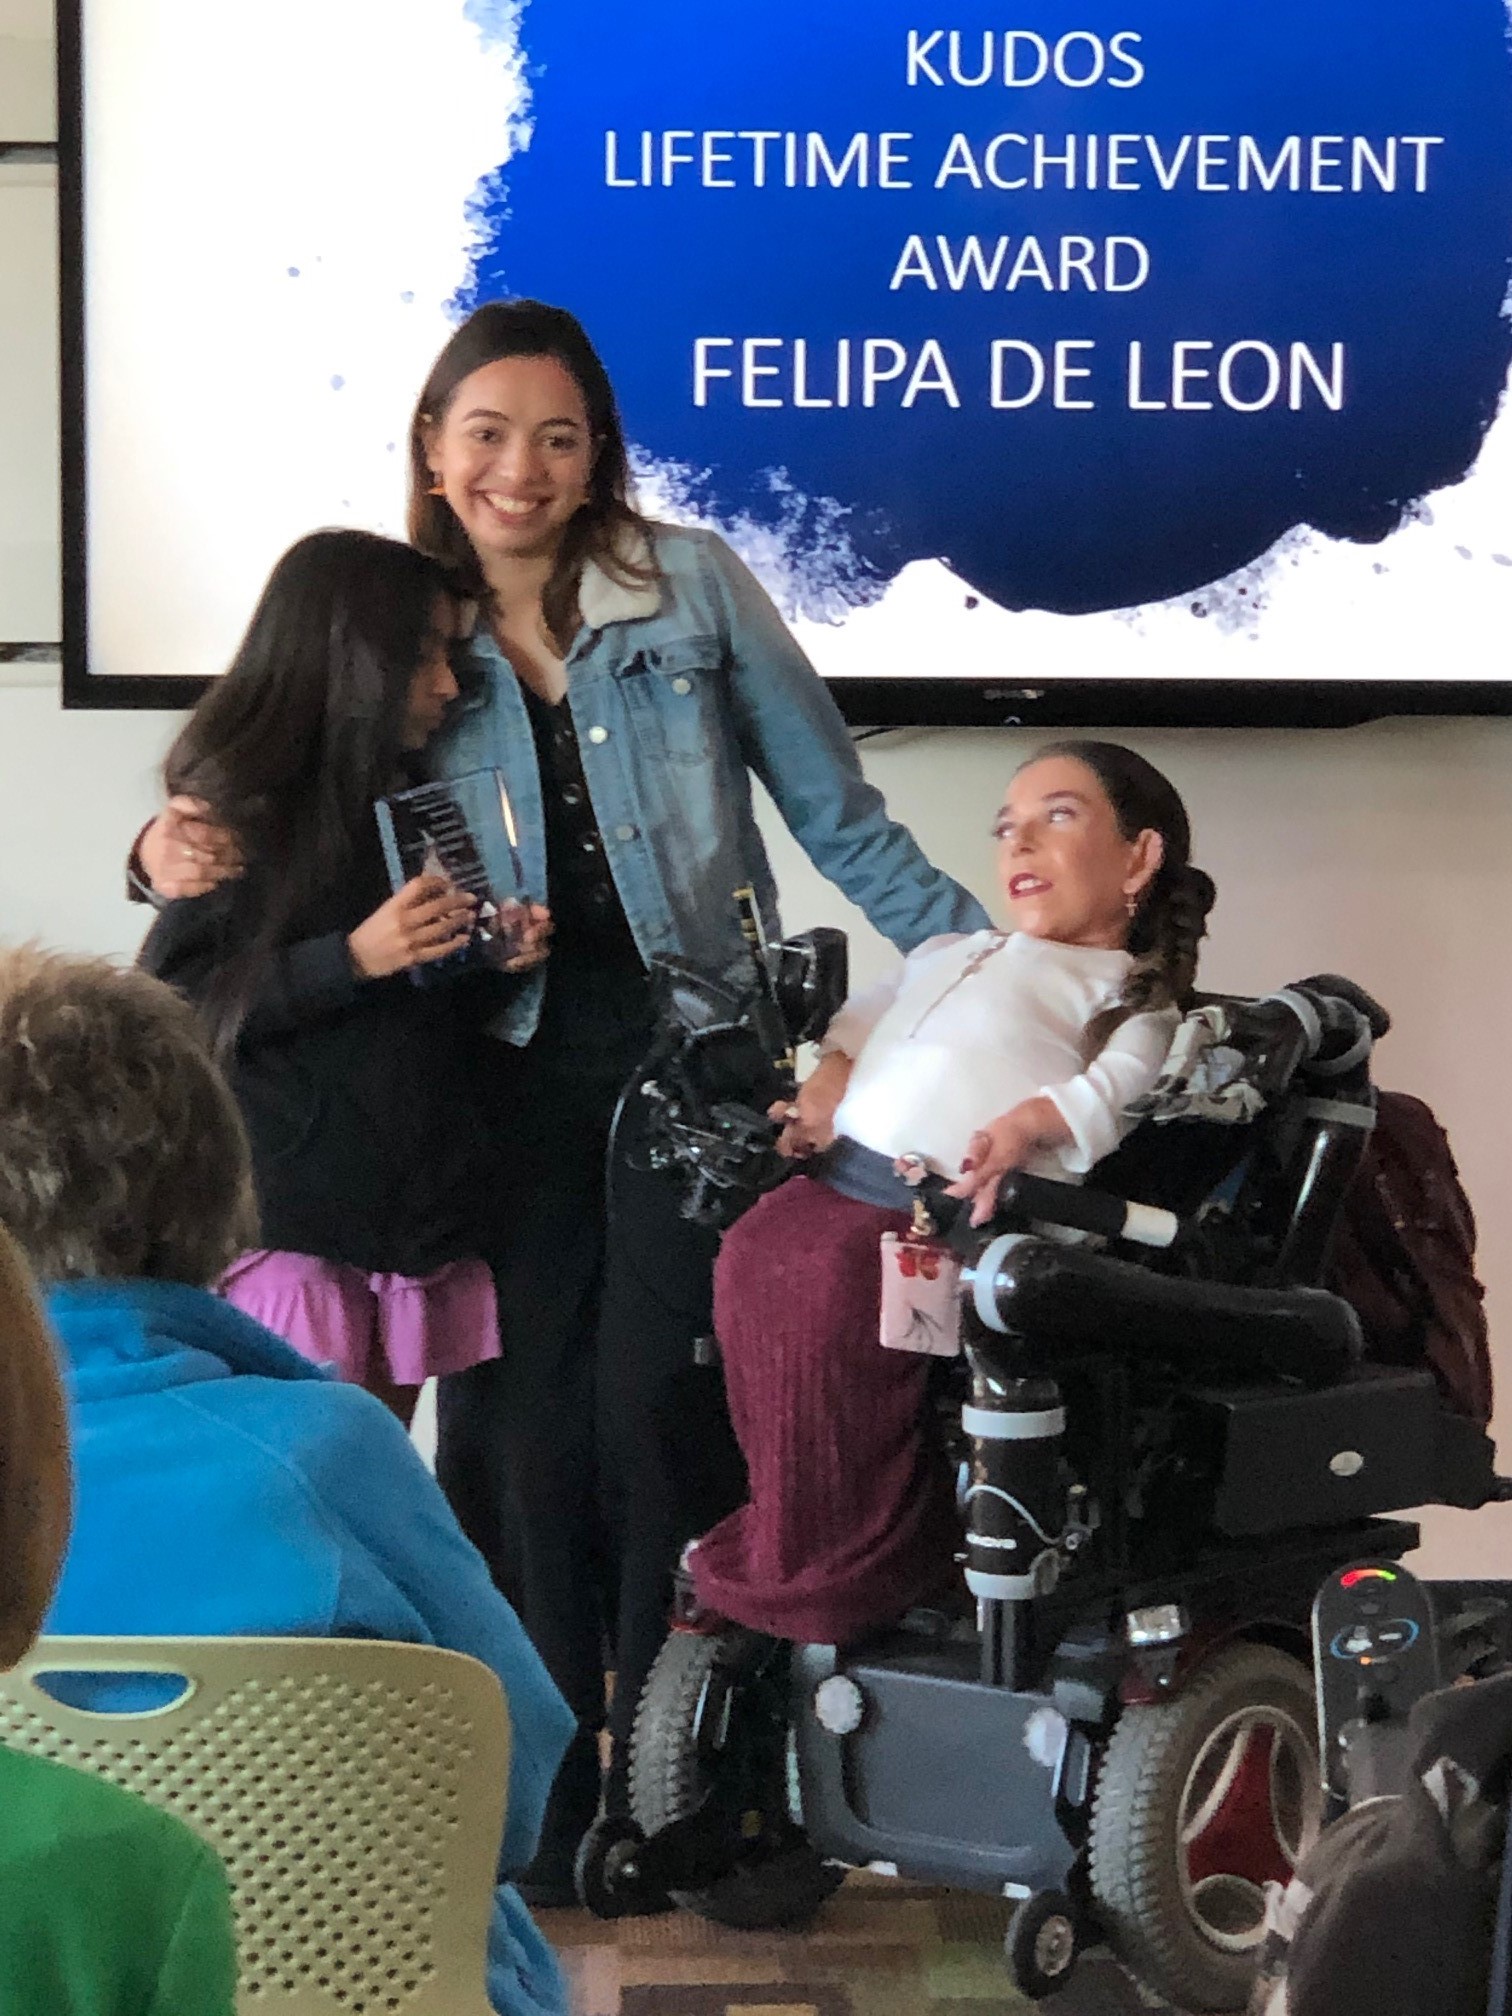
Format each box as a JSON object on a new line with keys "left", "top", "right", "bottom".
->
{"left": 519, "top": 685, "right": 654, "bottom": 1082}
{"left": 138, "top": 827, "right": 504, "bottom": 1278}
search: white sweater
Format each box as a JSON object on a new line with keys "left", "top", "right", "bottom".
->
{"left": 826, "top": 930, "right": 1178, "bottom": 1180}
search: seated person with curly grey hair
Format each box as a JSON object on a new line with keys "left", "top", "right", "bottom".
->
{"left": 0, "top": 946, "right": 573, "bottom": 2016}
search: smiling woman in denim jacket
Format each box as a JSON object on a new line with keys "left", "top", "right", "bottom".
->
{"left": 138, "top": 299, "right": 989, "bottom": 1902}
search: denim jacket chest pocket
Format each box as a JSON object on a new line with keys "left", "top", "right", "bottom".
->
{"left": 434, "top": 685, "right": 495, "bottom": 773}
{"left": 607, "top": 634, "right": 725, "bottom": 768}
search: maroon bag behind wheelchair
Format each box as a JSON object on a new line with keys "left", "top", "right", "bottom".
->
{"left": 1327, "top": 1090, "right": 1492, "bottom": 1423}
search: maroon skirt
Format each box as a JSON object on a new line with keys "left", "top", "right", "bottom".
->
{"left": 690, "top": 1174, "right": 956, "bottom": 1644}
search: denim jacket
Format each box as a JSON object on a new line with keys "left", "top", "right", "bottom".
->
{"left": 429, "top": 523, "right": 990, "bottom": 1045}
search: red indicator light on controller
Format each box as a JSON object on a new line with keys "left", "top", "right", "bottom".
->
{"left": 1340, "top": 1568, "right": 1398, "bottom": 1588}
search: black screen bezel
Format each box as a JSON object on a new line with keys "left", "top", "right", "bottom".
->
{"left": 53, "top": 0, "right": 1512, "bottom": 723}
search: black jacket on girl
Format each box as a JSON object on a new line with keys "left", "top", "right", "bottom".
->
{"left": 138, "top": 826, "right": 501, "bottom": 1279}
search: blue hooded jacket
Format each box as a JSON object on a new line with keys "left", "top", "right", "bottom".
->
{"left": 44, "top": 1278, "right": 573, "bottom": 2016}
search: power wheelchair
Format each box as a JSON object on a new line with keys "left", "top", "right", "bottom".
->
{"left": 578, "top": 917, "right": 1505, "bottom": 2011}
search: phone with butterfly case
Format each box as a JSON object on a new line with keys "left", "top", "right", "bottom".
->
{"left": 880, "top": 1230, "right": 963, "bottom": 1355}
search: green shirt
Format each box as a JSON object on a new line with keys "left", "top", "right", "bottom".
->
{"left": 0, "top": 1746, "right": 236, "bottom": 2015}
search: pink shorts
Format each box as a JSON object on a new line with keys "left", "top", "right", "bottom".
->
{"left": 219, "top": 1249, "right": 500, "bottom": 1388}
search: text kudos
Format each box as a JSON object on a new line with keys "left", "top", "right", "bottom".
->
{"left": 904, "top": 29, "right": 1146, "bottom": 89}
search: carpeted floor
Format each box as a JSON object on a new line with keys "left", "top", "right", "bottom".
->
{"left": 540, "top": 1874, "right": 1179, "bottom": 2015}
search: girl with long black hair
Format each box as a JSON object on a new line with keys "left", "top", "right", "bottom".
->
{"left": 140, "top": 527, "right": 546, "bottom": 1421}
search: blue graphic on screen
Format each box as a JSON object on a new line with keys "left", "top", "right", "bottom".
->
{"left": 461, "top": 1, "right": 1512, "bottom": 618}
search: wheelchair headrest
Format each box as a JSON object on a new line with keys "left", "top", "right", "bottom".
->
{"left": 1284, "top": 973, "right": 1390, "bottom": 1041}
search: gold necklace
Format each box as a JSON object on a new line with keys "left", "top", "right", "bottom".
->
{"left": 907, "top": 932, "right": 1011, "bottom": 1038}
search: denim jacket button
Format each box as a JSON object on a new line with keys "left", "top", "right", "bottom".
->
{"left": 587, "top": 724, "right": 610, "bottom": 743}
{"left": 670, "top": 677, "right": 692, "bottom": 696}
{"left": 614, "top": 823, "right": 638, "bottom": 842}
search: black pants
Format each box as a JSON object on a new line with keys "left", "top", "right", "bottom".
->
{"left": 436, "top": 1038, "right": 744, "bottom": 1845}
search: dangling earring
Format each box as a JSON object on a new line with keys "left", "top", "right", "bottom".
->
{"left": 1125, "top": 891, "right": 1139, "bottom": 918}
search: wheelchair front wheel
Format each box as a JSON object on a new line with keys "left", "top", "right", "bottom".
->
{"left": 573, "top": 1814, "right": 670, "bottom": 1920}
{"left": 1088, "top": 1639, "right": 1319, "bottom": 2012}
{"left": 1005, "top": 1888, "right": 1083, "bottom": 1999}
{"left": 629, "top": 1627, "right": 845, "bottom": 1931}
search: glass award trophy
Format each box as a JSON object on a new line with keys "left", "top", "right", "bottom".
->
{"left": 374, "top": 768, "right": 529, "bottom": 984}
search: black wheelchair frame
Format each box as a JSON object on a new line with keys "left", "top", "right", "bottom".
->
{"left": 584, "top": 936, "right": 1505, "bottom": 2012}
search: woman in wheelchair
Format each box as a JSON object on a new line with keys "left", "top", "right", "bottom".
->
{"left": 687, "top": 741, "right": 1216, "bottom": 1646}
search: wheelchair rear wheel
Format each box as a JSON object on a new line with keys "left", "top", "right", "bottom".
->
{"left": 1088, "top": 1639, "right": 1319, "bottom": 2011}
{"left": 629, "top": 1627, "right": 845, "bottom": 1930}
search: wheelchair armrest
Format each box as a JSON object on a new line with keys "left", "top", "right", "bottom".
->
{"left": 921, "top": 1170, "right": 1181, "bottom": 1252}
{"left": 997, "top": 1171, "right": 1181, "bottom": 1249}
{"left": 966, "top": 1235, "right": 1364, "bottom": 1386}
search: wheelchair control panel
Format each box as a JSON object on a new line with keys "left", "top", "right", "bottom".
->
{"left": 1313, "top": 1559, "right": 1440, "bottom": 1806}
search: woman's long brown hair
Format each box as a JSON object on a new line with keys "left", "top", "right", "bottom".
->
{"left": 409, "top": 299, "right": 659, "bottom": 654}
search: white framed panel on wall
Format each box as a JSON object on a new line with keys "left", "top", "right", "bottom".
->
{"left": 60, "top": 0, "right": 1512, "bottom": 721}
{"left": 0, "top": 0, "right": 55, "bottom": 143}
{"left": 0, "top": 163, "right": 60, "bottom": 646}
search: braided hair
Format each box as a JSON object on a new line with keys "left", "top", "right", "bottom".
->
{"left": 1020, "top": 740, "right": 1216, "bottom": 1052}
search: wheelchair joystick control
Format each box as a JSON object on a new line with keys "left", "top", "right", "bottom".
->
{"left": 1312, "top": 1559, "right": 1440, "bottom": 1810}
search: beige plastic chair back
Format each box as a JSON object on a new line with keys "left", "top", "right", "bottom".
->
{"left": 0, "top": 1636, "right": 510, "bottom": 2016}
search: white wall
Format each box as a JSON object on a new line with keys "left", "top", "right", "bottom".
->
{"left": 0, "top": 670, "right": 175, "bottom": 952}
{"left": 4, "top": 0, "right": 1509, "bottom": 1572}
{"left": 0, "top": 0, "right": 58, "bottom": 644}
{"left": 0, "top": 0, "right": 167, "bottom": 959}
